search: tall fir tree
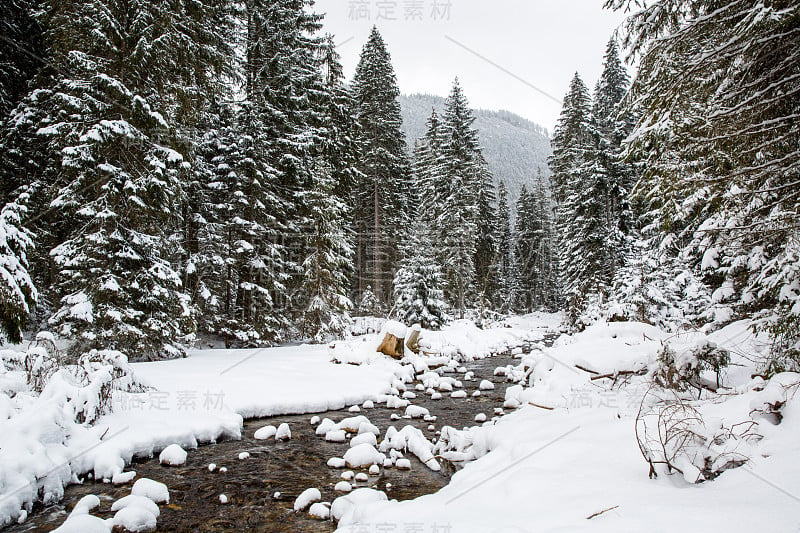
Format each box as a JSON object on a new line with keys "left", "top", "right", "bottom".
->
{"left": 549, "top": 73, "right": 605, "bottom": 320}
{"left": 351, "top": 26, "right": 412, "bottom": 306}
{"left": 513, "top": 181, "right": 557, "bottom": 312}
{"left": 21, "top": 0, "right": 225, "bottom": 359}
{"left": 494, "top": 181, "right": 515, "bottom": 312}
{"left": 438, "top": 78, "right": 483, "bottom": 317}
{"left": 593, "top": 39, "right": 634, "bottom": 283}
{"left": 414, "top": 108, "right": 447, "bottom": 232}
{"left": 300, "top": 162, "right": 354, "bottom": 341}
{"left": 474, "top": 155, "right": 499, "bottom": 313}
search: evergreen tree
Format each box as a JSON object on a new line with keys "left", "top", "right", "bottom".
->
{"left": 10, "top": 0, "right": 244, "bottom": 358}
{"left": 438, "top": 79, "right": 483, "bottom": 317}
{"left": 494, "top": 181, "right": 515, "bottom": 312}
{"left": 474, "top": 156, "right": 499, "bottom": 313}
{"left": 549, "top": 73, "right": 604, "bottom": 319}
{"left": 606, "top": 0, "right": 800, "bottom": 363}
{"left": 300, "top": 162, "right": 354, "bottom": 341}
{"left": 352, "top": 26, "right": 412, "bottom": 306}
{"left": 392, "top": 219, "right": 448, "bottom": 330}
{"left": 593, "top": 39, "right": 634, "bottom": 282}
{"left": 0, "top": 196, "right": 36, "bottom": 343}
{"left": 356, "top": 285, "right": 384, "bottom": 317}
{"left": 414, "top": 108, "right": 447, "bottom": 231}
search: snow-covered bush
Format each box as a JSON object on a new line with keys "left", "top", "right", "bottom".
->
{"left": 25, "top": 332, "right": 63, "bottom": 392}
{"left": 40, "top": 349, "right": 142, "bottom": 424}
{"left": 635, "top": 387, "right": 760, "bottom": 483}
{"left": 653, "top": 339, "right": 730, "bottom": 391}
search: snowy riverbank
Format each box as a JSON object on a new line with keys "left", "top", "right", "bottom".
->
{"left": 334, "top": 320, "right": 800, "bottom": 532}
{"left": 0, "top": 316, "right": 547, "bottom": 527}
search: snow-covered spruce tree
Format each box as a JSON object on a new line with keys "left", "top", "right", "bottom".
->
{"left": 317, "top": 34, "right": 363, "bottom": 205}
{"left": 244, "top": 0, "right": 329, "bottom": 325}
{"left": 352, "top": 26, "right": 412, "bottom": 305}
{"left": 549, "top": 73, "right": 605, "bottom": 321}
{"left": 30, "top": 0, "right": 206, "bottom": 360}
{"left": 607, "top": 0, "right": 800, "bottom": 362}
{"left": 300, "top": 162, "right": 354, "bottom": 342}
{"left": 0, "top": 197, "right": 37, "bottom": 343}
{"left": 592, "top": 38, "right": 634, "bottom": 282}
{"left": 474, "top": 156, "right": 499, "bottom": 314}
{"left": 356, "top": 285, "right": 384, "bottom": 317}
{"left": 514, "top": 179, "right": 557, "bottom": 312}
{"left": 494, "top": 181, "right": 515, "bottom": 312}
{"left": 414, "top": 108, "right": 448, "bottom": 238}
{"left": 314, "top": 34, "right": 362, "bottom": 306}
{"left": 392, "top": 219, "right": 448, "bottom": 330}
{"left": 438, "top": 78, "right": 483, "bottom": 317}
{"left": 170, "top": 0, "right": 239, "bottom": 310}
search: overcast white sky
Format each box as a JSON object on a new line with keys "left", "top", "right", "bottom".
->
{"left": 314, "top": 0, "right": 630, "bottom": 130}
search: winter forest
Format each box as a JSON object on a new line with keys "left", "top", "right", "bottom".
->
{"left": 1, "top": 0, "right": 799, "bottom": 531}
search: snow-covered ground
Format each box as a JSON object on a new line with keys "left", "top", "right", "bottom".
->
{"left": 0, "top": 316, "right": 545, "bottom": 527}
{"left": 334, "top": 320, "right": 800, "bottom": 532}
{"left": 7, "top": 314, "right": 796, "bottom": 532}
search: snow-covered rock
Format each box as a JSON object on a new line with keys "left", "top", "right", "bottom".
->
{"left": 344, "top": 443, "right": 386, "bottom": 468}
{"left": 405, "top": 405, "right": 429, "bottom": 418}
{"left": 350, "top": 432, "right": 378, "bottom": 447}
{"left": 254, "top": 425, "right": 277, "bottom": 440}
{"left": 479, "top": 380, "right": 495, "bottom": 391}
{"left": 334, "top": 481, "right": 352, "bottom": 493}
{"left": 275, "top": 423, "right": 291, "bottom": 440}
{"left": 112, "top": 471, "right": 137, "bottom": 485}
{"left": 111, "top": 495, "right": 160, "bottom": 518}
{"left": 293, "top": 488, "right": 322, "bottom": 511}
{"left": 331, "top": 488, "right": 388, "bottom": 523}
{"left": 308, "top": 502, "right": 330, "bottom": 519}
{"left": 327, "top": 457, "right": 346, "bottom": 468}
{"left": 111, "top": 506, "right": 157, "bottom": 532}
{"left": 131, "top": 479, "right": 169, "bottom": 504}
{"left": 158, "top": 444, "right": 187, "bottom": 466}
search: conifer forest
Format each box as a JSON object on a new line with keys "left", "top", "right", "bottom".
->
{"left": 0, "top": 1, "right": 799, "bottom": 531}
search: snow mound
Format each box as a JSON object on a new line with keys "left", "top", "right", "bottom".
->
{"left": 331, "top": 488, "right": 388, "bottom": 524}
{"left": 158, "top": 444, "right": 187, "bottom": 466}
{"left": 294, "top": 488, "right": 322, "bottom": 511}
{"left": 111, "top": 506, "right": 157, "bottom": 532}
{"left": 111, "top": 495, "right": 160, "bottom": 518}
{"left": 344, "top": 443, "right": 386, "bottom": 468}
{"left": 254, "top": 425, "right": 277, "bottom": 440}
{"left": 131, "top": 479, "right": 169, "bottom": 504}
{"left": 309, "top": 502, "right": 331, "bottom": 519}
{"left": 52, "top": 514, "right": 110, "bottom": 533}
{"left": 276, "top": 423, "right": 291, "bottom": 440}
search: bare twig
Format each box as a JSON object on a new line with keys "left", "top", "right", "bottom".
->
{"left": 587, "top": 505, "right": 619, "bottom": 520}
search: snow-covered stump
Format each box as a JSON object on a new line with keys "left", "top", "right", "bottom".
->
{"left": 406, "top": 324, "right": 422, "bottom": 354}
{"left": 377, "top": 321, "right": 407, "bottom": 359}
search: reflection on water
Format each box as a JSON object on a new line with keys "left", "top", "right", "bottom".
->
{"left": 7, "top": 350, "right": 538, "bottom": 532}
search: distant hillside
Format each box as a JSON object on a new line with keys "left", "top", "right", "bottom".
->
{"left": 399, "top": 93, "right": 552, "bottom": 206}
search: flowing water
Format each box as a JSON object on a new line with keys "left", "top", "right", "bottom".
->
{"left": 7, "top": 345, "right": 542, "bottom": 532}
